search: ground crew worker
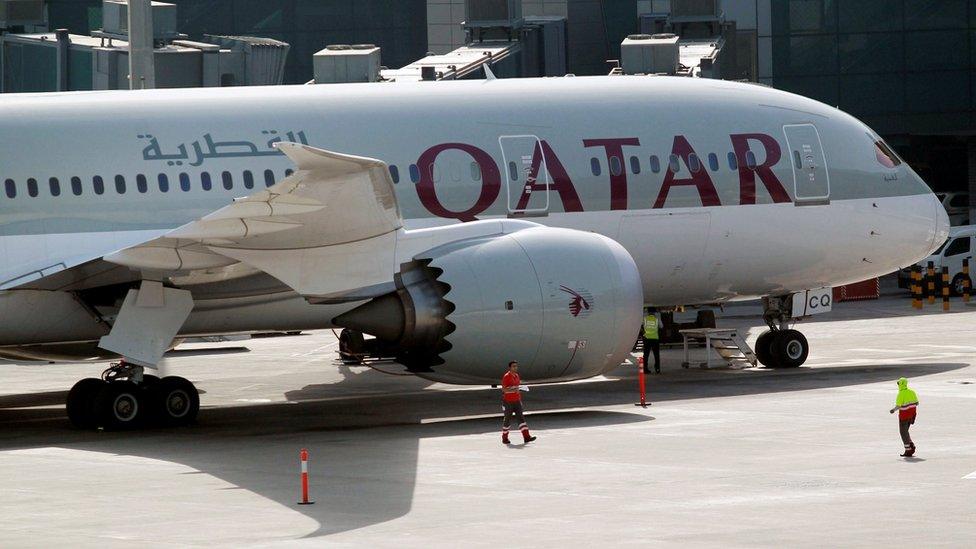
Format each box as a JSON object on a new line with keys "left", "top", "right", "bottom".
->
{"left": 889, "top": 377, "right": 919, "bottom": 457}
{"left": 501, "top": 361, "right": 536, "bottom": 445}
{"left": 642, "top": 308, "right": 661, "bottom": 374}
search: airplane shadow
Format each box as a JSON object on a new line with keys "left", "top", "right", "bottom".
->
{"left": 0, "top": 360, "right": 965, "bottom": 538}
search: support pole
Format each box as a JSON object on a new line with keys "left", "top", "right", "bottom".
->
{"left": 942, "top": 266, "right": 951, "bottom": 311}
{"left": 926, "top": 261, "right": 936, "bottom": 305}
{"left": 635, "top": 359, "right": 650, "bottom": 408}
{"left": 128, "top": 0, "right": 156, "bottom": 89}
{"left": 911, "top": 265, "right": 923, "bottom": 310}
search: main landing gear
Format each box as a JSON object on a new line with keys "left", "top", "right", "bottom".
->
{"left": 66, "top": 361, "right": 199, "bottom": 430}
{"left": 754, "top": 295, "right": 811, "bottom": 369}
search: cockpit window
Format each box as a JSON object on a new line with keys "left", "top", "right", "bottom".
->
{"left": 874, "top": 139, "right": 901, "bottom": 168}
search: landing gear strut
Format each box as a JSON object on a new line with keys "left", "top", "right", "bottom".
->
{"left": 755, "top": 295, "right": 810, "bottom": 368}
{"left": 66, "top": 361, "right": 199, "bottom": 430}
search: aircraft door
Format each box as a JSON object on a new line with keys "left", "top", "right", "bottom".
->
{"left": 499, "top": 135, "right": 550, "bottom": 216}
{"left": 784, "top": 124, "right": 830, "bottom": 206}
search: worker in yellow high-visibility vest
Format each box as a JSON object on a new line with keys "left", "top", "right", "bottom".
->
{"left": 642, "top": 307, "right": 661, "bottom": 374}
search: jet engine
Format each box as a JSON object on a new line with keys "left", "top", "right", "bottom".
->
{"left": 334, "top": 226, "right": 643, "bottom": 384}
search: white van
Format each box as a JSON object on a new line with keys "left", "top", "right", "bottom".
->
{"left": 898, "top": 225, "right": 975, "bottom": 294}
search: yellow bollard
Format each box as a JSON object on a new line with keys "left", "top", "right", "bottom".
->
{"left": 942, "top": 266, "right": 950, "bottom": 311}
{"left": 927, "top": 261, "right": 936, "bottom": 305}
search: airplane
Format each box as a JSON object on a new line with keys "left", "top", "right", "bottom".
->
{"left": 0, "top": 75, "right": 949, "bottom": 430}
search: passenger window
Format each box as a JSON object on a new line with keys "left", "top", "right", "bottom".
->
{"left": 727, "top": 152, "right": 738, "bottom": 170}
{"left": 668, "top": 154, "right": 680, "bottom": 173}
{"left": 243, "top": 170, "right": 255, "bottom": 189}
{"left": 158, "top": 174, "right": 169, "bottom": 193}
{"left": 610, "top": 156, "right": 623, "bottom": 177}
{"left": 949, "top": 194, "right": 968, "bottom": 208}
{"left": 389, "top": 165, "right": 400, "bottom": 184}
{"left": 115, "top": 175, "right": 126, "bottom": 194}
{"left": 71, "top": 176, "right": 82, "bottom": 196}
{"left": 944, "top": 237, "right": 971, "bottom": 257}
{"left": 630, "top": 156, "right": 641, "bottom": 175}
{"left": 746, "top": 151, "right": 758, "bottom": 169}
{"left": 49, "top": 177, "right": 61, "bottom": 197}
{"left": 590, "top": 158, "right": 602, "bottom": 177}
{"left": 179, "top": 173, "right": 191, "bottom": 192}
{"left": 409, "top": 164, "right": 420, "bottom": 183}
{"left": 793, "top": 150, "right": 802, "bottom": 169}
{"left": 688, "top": 154, "right": 701, "bottom": 173}
{"left": 4, "top": 179, "right": 15, "bottom": 198}
{"left": 136, "top": 174, "right": 148, "bottom": 193}
{"left": 27, "top": 178, "right": 38, "bottom": 197}
{"left": 649, "top": 156, "right": 660, "bottom": 173}
{"left": 222, "top": 171, "right": 233, "bottom": 190}
{"left": 471, "top": 161, "right": 482, "bottom": 182}
{"left": 708, "top": 153, "right": 719, "bottom": 171}
{"left": 264, "top": 169, "right": 275, "bottom": 187}
{"left": 201, "top": 172, "right": 213, "bottom": 191}
{"left": 93, "top": 176, "right": 105, "bottom": 195}
{"left": 508, "top": 161, "right": 519, "bottom": 181}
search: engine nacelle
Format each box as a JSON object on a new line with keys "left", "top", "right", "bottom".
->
{"left": 335, "top": 226, "right": 643, "bottom": 384}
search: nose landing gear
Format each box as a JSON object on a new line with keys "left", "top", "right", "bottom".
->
{"left": 66, "top": 361, "right": 199, "bottom": 430}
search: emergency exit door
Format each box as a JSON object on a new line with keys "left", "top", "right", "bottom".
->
{"left": 499, "top": 135, "right": 550, "bottom": 216}
{"left": 784, "top": 124, "right": 830, "bottom": 206}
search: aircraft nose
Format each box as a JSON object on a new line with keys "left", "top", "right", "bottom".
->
{"left": 932, "top": 193, "right": 950, "bottom": 252}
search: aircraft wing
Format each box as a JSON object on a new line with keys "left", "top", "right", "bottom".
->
{"left": 9, "top": 143, "right": 404, "bottom": 302}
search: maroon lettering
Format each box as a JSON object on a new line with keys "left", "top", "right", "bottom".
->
{"left": 583, "top": 138, "right": 641, "bottom": 210}
{"left": 416, "top": 143, "right": 501, "bottom": 222}
{"left": 514, "top": 140, "right": 584, "bottom": 212}
{"left": 653, "top": 136, "right": 721, "bottom": 208}
{"left": 730, "top": 133, "right": 791, "bottom": 204}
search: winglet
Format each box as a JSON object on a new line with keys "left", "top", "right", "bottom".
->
{"left": 484, "top": 64, "right": 497, "bottom": 81}
{"left": 273, "top": 141, "right": 386, "bottom": 172}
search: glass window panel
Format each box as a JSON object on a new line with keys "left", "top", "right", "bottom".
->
{"left": 906, "top": 31, "right": 968, "bottom": 71}
{"left": 708, "top": 153, "right": 719, "bottom": 171}
{"left": 158, "top": 173, "right": 169, "bottom": 192}
{"left": 4, "top": 179, "right": 15, "bottom": 198}
{"left": 839, "top": 73, "right": 904, "bottom": 115}
{"left": 609, "top": 156, "right": 622, "bottom": 177}
{"left": 201, "top": 172, "right": 212, "bottom": 191}
{"left": 788, "top": 0, "right": 837, "bottom": 33}
{"left": 838, "top": 0, "right": 901, "bottom": 33}
{"left": 93, "top": 176, "right": 104, "bottom": 195}
{"left": 906, "top": 70, "right": 969, "bottom": 113}
{"left": 136, "top": 174, "right": 148, "bottom": 193}
{"left": 839, "top": 33, "right": 904, "bottom": 74}
{"left": 264, "top": 169, "right": 275, "bottom": 187}
{"left": 115, "top": 175, "right": 126, "bottom": 194}
{"left": 71, "top": 176, "right": 82, "bottom": 196}
{"left": 389, "top": 165, "right": 399, "bottom": 184}
{"left": 409, "top": 164, "right": 420, "bottom": 183}
{"left": 772, "top": 35, "right": 838, "bottom": 76}
{"left": 590, "top": 158, "right": 602, "bottom": 176}
{"left": 471, "top": 162, "right": 481, "bottom": 181}
{"left": 728, "top": 152, "right": 738, "bottom": 170}
{"left": 509, "top": 161, "right": 520, "bottom": 181}
{"left": 27, "top": 178, "right": 38, "bottom": 197}
{"left": 285, "top": 169, "right": 293, "bottom": 177}
{"left": 688, "top": 154, "right": 701, "bottom": 173}
{"left": 630, "top": 156, "right": 641, "bottom": 175}
{"left": 649, "top": 156, "right": 660, "bottom": 173}
{"left": 945, "top": 237, "right": 970, "bottom": 256}
{"left": 49, "top": 177, "right": 60, "bottom": 197}
{"left": 905, "top": 0, "right": 967, "bottom": 30}
{"left": 222, "top": 171, "right": 233, "bottom": 190}
{"left": 746, "top": 151, "right": 758, "bottom": 169}
{"left": 243, "top": 170, "right": 254, "bottom": 189}
{"left": 669, "top": 154, "right": 681, "bottom": 173}
{"left": 180, "top": 173, "right": 191, "bottom": 192}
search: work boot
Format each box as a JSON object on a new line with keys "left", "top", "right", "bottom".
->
{"left": 522, "top": 429, "right": 536, "bottom": 443}
{"left": 502, "top": 436, "right": 510, "bottom": 445}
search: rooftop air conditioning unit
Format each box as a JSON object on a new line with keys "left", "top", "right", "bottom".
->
{"left": 0, "top": 0, "right": 45, "bottom": 26}
{"left": 671, "top": 0, "right": 720, "bottom": 17}
{"left": 100, "top": 1, "right": 179, "bottom": 41}
{"left": 465, "top": 0, "right": 523, "bottom": 29}
{"left": 621, "top": 33, "right": 679, "bottom": 75}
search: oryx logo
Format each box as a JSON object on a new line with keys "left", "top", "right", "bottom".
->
{"left": 559, "top": 286, "right": 593, "bottom": 318}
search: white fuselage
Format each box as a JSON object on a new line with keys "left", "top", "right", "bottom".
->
{"left": 0, "top": 76, "right": 950, "bottom": 346}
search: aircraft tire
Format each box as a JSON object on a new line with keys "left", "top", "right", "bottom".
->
{"left": 754, "top": 330, "right": 777, "bottom": 367}
{"left": 152, "top": 376, "right": 200, "bottom": 427}
{"left": 339, "top": 329, "right": 365, "bottom": 365}
{"left": 66, "top": 378, "right": 106, "bottom": 429}
{"left": 94, "top": 381, "right": 145, "bottom": 430}
{"left": 770, "top": 330, "right": 808, "bottom": 368}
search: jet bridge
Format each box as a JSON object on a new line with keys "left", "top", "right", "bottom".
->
{"left": 380, "top": 42, "right": 521, "bottom": 82}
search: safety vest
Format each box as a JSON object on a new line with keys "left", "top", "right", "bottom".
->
{"left": 643, "top": 315, "right": 659, "bottom": 340}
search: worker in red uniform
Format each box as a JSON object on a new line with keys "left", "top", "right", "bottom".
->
{"left": 889, "top": 377, "right": 919, "bottom": 457}
{"left": 501, "top": 361, "right": 536, "bottom": 445}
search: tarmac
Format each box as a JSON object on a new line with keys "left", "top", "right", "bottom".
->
{"left": 1, "top": 283, "right": 975, "bottom": 547}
